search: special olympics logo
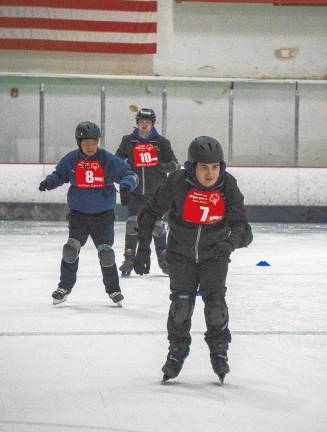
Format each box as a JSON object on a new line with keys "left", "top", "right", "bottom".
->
{"left": 209, "top": 193, "right": 220, "bottom": 206}
{"left": 146, "top": 144, "right": 153, "bottom": 152}
{"left": 90, "top": 162, "right": 100, "bottom": 170}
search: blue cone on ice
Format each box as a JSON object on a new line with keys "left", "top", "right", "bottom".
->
{"left": 256, "top": 260, "right": 271, "bottom": 266}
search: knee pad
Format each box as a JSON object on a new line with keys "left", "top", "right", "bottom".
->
{"left": 63, "top": 238, "right": 81, "bottom": 263}
{"left": 170, "top": 292, "right": 195, "bottom": 325}
{"left": 204, "top": 292, "right": 229, "bottom": 328}
{"left": 97, "top": 244, "right": 115, "bottom": 267}
{"left": 152, "top": 219, "right": 166, "bottom": 238}
{"left": 126, "top": 216, "right": 138, "bottom": 236}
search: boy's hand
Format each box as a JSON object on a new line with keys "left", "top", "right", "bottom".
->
{"left": 39, "top": 179, "right": 55, "bottom": 191}
{"left": 134, "top": 247, "right": 151, "bottom": 275}
{"left": 216, "top": 241, "right": 234, "bottom": 259}
{"left": 119, "top": 185, "right": 130, "bottom": 206}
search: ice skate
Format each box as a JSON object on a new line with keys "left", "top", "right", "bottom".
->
{"left": 119, "top": 249, "right": 135, "bottom": 277}
{"left": 161, "top": 346, "right": 189, "bottom": 383}
{"left": 108, "top": 291, "right": 124, "bottom": 307}
{"left": 157, "top": 249, "right": 169, "bottom": 275}
{"left": 52, "top": 287, "right": 69, "bottom": 305}
{"left": 210, "top": 353, "right": 230, "bottom": 384}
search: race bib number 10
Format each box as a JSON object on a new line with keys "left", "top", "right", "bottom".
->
{"left": 133, "top": 143, "right": 158, "bottom": 167}
{"left": 76, "top": 159, "right": 105, "bottom": 188}
{"left": 183, "top": 188, "right": 225, "bottom": 224}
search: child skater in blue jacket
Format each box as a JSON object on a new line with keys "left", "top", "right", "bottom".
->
{"left": 39, "top": 121, "right": 138, "bottom": 306}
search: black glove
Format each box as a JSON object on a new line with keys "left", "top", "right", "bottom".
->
{"left": 39, "top": 178, "right": 55, "bottom": 191}
{"left": 161, "top": 160, "right": 178, "bottom": 173}
{"left": 134, "top": 247, "right": 151, "bottom": 275}
{"left": 216, "top": 241, "right": 234, "bottom": 259}
{"left": 119, "top": 185, "right": 130, "bottom": 206}
{"left": 240, "top": 223, "right": 253, "bottom": 248}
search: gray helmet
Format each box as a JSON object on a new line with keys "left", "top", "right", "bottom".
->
{"left": 136, "top": 108, "right": 156, "bottom": 124}
{"left": 188, "top": 136, "right": 224, "bottom": 164}
{"left": 75, "top": 121, "right": 101, "bottom": 145}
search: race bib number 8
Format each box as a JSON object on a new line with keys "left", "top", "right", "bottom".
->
{"left": 76, "top": 159, "right": 105, "bottom": 188}
{"left": 183, "top": 188, "right": 225, "bottom": 224}
{"left": 133, "top": 143, "right": 158, "bottom": 167}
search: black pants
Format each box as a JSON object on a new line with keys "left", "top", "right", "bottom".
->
{"left": 167, "top": 254, "right": 231, "bottom": 353}
{"left": 58, "top": 210, "right": 120, "bottom": 295}
{"left": 126, "top": 193, "right": 166, "bottom": 255}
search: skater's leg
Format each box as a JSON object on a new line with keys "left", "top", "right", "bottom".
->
{"left": 119, "top": 195, "right": 146, "bottom": 276}
{"left": 152, "top": 219, "right": 169, "bottom": 274}
{"left": 119, "top": 216, "right": 138, "bottom": 276}
{"left": 162, "top": 255, "right": 198, "bottom": 380}
{"left": 90, "top": 211, "right": 123, "bottom": 304}
{"left": 54, "top": 211, "right": 89, "bottom": 303}
{"left": 200, "top": 259, "right": 231, "bottom": 382}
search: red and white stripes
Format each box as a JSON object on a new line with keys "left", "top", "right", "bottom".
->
{"left": 0, "top": 0, "right": 157, "bottom": 54}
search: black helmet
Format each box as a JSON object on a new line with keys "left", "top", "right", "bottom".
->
{"left": 136, "top": 108, "right": 156, "bottom": 124}
{"left": 75, "top": 121, "right": 101, "bottom": 145}
{"left": 188, "top": 136, "right": 224, "bottom": 164}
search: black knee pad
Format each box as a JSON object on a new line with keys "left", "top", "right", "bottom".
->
{"left": 204, "top": 292, "right": 229, "bottom": 328}
{"left": 170, "top": 292, "right": 195, "bottom": 325}
{"left": 62, "top": 238, "right": 81, "bottom": 263}
{"left": 97, "top": 244, "right": 115, "bottom": 267}
{"left": 152, "top": 219, "right": 166, "bottom": 238}
{"left": 126, "top": 216, "right": 138, "bottom": 236}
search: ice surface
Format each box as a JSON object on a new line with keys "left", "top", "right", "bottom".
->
{"left": 0, "top": 221, "right": 326, "bottom": 432}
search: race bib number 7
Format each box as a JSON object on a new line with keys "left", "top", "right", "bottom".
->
{"left": 133, "top": 143, "right": 158, "bottom": 167}
{"left": 183, "top": 188, "right": 225, "bottom": 224}
{"left": 76, "top": 159, "right": 105, "bottom": 188}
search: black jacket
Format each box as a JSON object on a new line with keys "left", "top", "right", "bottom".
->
{"left": 115, "top": 128, "right": 178, "bottom": 196}
{"left": 137, "top": 169, "right": 253, "bottom": 263}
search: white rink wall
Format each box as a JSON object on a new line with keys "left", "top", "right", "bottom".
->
{"left": 1, "top": 164, "right": 327, "bottom": 207}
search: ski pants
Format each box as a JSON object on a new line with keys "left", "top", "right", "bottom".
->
{"left": 166, "top": 253, "right": 231, "bottom": 354}
{"left": 58, "top": 209, "right": 120, "bottom": 295}
{"left": 125, "top": 193, "right": 166, "bottom": 255}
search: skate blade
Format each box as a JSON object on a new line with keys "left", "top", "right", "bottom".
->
{"left": 121, "top": 271, "right": 131, "bottom": 278}
{"left": 53, "top": 295, "right": 68, "bottom": 305}
{"left": 161, "top": 374, "right": 170, "bottom": 384}
{"left": 115, "top": 301, "right": 123, "bottom": 308}
{"left": 218, "top": 374, "right": 226, "bottom": 384}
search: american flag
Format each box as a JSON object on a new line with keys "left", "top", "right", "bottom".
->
{"left": 0, "top": 0, "right": 157, "bottom": 54}
{"left": 175, "top": 0, "right": 327, "bottom": 4}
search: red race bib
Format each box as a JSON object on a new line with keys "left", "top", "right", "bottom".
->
{"left": 133, "top": 143, "right": 158, "bottom": 167}
{"left": 183, "top": 188, "right": 225, "bottom": 224}
{"left": 75, "top": 159, "right": 105, "bottom": 188}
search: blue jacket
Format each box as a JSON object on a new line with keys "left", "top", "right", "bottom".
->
{"left": 45, "top": 148, "right": 138, "bottom": 214}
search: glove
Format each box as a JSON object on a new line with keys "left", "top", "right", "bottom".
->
{"left": 134, "top": 247, "right": 151, "bottom": 275}
{"left": 119, "top": 185, "right": 130, "bottom": 206}
{"left": 240, "top": 223, "right": 253, "bottom": 248}
{"left": 39, "top": 178, "right": 55, "bottom": 191}
{"left": 216, "top": 241, "right": 234, "bottom": 259}
{"left": 161, "top": 160, "right": 178, "bottom": 173}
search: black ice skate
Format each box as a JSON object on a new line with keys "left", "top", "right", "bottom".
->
{"left": 52, "top": 287, "right": 70, "bottom": 305}
{"left": 157, "top": 249, "right": 169, "bottom": 275}
{"left": 119, "top": 249, "right": 135, "bottom": 277}
{"left": 161, "top": 346, "right": 190, "bottom": 383}
{"left": 108, "top": 291, "right": 124, "bottom": 307}
{"left": 210, "top": 353, "right": 230, "bottom": 384}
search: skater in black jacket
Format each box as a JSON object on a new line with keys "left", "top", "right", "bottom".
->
{"left": 133, "top": 136, "right": 253, "bottom": 383}
{"left": 115, "top": 108, "right": 179, "bottom": 277}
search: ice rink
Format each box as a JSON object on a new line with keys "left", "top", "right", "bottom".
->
{"left": 0, "top": 221, "right": 326, "bottom": 432}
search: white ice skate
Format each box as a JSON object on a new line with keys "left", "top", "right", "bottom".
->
{"left": 109, "top": 291, "right": 124, "bottom": 307}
